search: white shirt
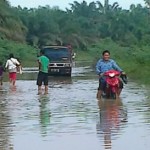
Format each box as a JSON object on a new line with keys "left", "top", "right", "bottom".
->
{"left": 5, "top": 58, "right": 20, "bottom": 72}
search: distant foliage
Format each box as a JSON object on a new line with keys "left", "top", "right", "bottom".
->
{"left": 0, "top": 0, "right": 150, "bottom": 70}
{"left": 7, "top": 1, "right": 150, "bottom": 49}
{"left": 0, "top": 39, "right": 37, "bottom": 66}
{"left": 0, "top": 0, "right": 27, "bottom": 42}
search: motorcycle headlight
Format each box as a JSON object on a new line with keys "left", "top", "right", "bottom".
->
{"left": 109, "top": 73, "right": 115, "bottom": 77}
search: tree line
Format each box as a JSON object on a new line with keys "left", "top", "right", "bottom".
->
{"left": 0, "top": 0, "right": 150, "bottom": 49}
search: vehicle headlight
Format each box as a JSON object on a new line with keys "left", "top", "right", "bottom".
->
{"left": 64, "top": 63, "right": 71, "bottom": 67}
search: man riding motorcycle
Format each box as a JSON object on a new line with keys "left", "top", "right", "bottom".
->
{"left": 96, "top": 50, "right": 126, "bottom": 99}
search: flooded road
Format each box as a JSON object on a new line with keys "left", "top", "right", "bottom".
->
{"left": 0, "top": 65, "right": 150, "bottom": 150}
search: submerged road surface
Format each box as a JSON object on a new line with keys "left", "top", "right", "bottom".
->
{"left": 0, "top": 65, "right": 149, "bottom": 150}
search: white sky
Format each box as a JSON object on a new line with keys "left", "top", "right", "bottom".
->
{"left": 9, "top": 0, "right": 145, "bottom": 10}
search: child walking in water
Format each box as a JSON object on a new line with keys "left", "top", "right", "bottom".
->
{"left": 5, "top": 53, "right": 20, "bottom": 87}
{"left": 0, "top": 62, "right": 5, "bottom": 87}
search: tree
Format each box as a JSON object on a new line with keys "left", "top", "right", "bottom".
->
{"left": 0, "top": 0, "right": 26, "bottom": 42}
{"left": 96, "top": 0, "right": 119, "bottom": 14}
{"left": 144, "top": 0, "right": 150, "bottom": 8}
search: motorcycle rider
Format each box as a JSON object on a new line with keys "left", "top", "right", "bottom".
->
{"left": 96, "top": 50, "right": 126, "bottom": 99}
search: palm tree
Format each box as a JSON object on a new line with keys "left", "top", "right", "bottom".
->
{"left": 96, "top": 0, "right": 119, "bottom": 14}
{"left": 69, "top": 1, "right": 96, "bottom": 17}
{"left": 144, "top": 0, "right": 150, "bottom": 8}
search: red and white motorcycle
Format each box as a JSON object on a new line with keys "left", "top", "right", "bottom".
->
{"left": 102, "top": 70, "right": 127, "bottom": 99}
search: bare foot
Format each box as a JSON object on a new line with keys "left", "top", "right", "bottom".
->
{"left": 44, "top": 91, "right": 48, "bottom": 95}
{"left": 38, "top": 90, "right": 42, "bottom": 95}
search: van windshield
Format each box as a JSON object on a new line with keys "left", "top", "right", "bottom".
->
{"left": 43, "top": 47, "right": 71, "bottom": 62}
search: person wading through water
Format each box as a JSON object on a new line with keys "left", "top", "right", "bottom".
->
{"left": 37, "top": 50, "right": 50, "bottom": 94}
{"left": 5, "top": 53, "right": 20, "bottom": 87}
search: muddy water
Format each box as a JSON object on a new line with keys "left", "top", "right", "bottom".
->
{"left": 0, "top": 65, "right": 150, "bottom": 150}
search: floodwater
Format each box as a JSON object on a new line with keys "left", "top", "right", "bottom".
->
{"left": 0, "top": 64, "right": 150, "bottom": 150}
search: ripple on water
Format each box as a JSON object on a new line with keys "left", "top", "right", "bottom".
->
{"left": 0, "top": 68, "right": 150, "bottom": 150}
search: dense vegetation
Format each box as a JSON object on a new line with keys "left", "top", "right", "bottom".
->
{"left": 0, "top": 0, "right": 150, "bottom": 84}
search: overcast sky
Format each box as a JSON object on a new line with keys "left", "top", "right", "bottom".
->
{"left": 9, "top": 0, "right": 145, "bottom": 10}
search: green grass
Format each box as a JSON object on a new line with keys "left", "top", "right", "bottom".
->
{"left": 75, "top": 38, "right": 150, "bottom": 85}
{"left": 0, "top": 39, "right": 38, "bottom": 67}
{"left": 0, "top": 38, "right": 150, "bottom": 86}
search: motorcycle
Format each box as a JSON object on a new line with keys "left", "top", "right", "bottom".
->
{"left": 102, "top": 70, "right": 127, "bottom": 99}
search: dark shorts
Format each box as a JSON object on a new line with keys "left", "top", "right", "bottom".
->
{"left": 37, "top": 71, "right": 48, "bottom": 86}
{"left": 98, "top": 78, "right": 123, "bottom": 90}
{"left": 98, "top": 78, "right": 106, "bottom": 91}
{"left": 0, "top": 76, "right": 2, "bottom": 81}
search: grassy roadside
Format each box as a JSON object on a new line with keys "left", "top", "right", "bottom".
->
{"left": 0, "top": 39, "right": 149, "bottom": 86}
{"left": 75, "top": 39, "right": 150, "bottom": 86}
{"left": 0, "top": 39, "right": 38, "bottom": 67}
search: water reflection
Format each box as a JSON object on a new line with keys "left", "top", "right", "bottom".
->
{"left": 0, "top": 91, "right": 13, "bottom": 150}
{"left": 96, "top": 98, "right": 127, "bottom": 149}
{"left": 49, "top": 76, "right": 73, "bottom": 88}
{"left": 38, "top": 95, "right": 51, "bottom": 136}
{"left": 0, "top": 67, "right": 150, "bottom": 150}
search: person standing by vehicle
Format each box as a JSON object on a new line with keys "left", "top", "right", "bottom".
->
{"left": 5, "top": 53, "right": 20, "bottom": 87}
{"left": 96, "top": 50, "right": 126, "bottom": 99}
{"left": 37, "top": 50, "right": 50, "bottom": 94}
